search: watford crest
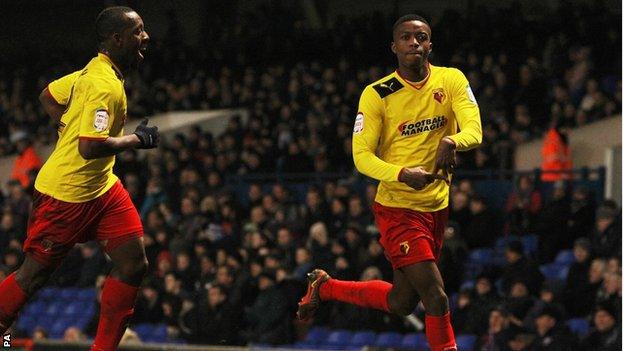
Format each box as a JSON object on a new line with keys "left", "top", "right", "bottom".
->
{"left": 399, "top": 241, "right": 410, "bottom": 255}
{"left": 433, "top": 88, "right": 445, "bottom": 103}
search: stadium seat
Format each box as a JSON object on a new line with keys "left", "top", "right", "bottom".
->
{"left": 133, "top": 323, "right": 155, "bottom": 341}
{"left": 37, "top": 287, "right": 59, "bottom": 301}
{"left": 63, "top": 301, "right": 85, "bottom": 316}
{"left": 60, "top": 287, "right": 81, "bottom": 301}
{"left": 149, "top": 324, "right": 167, "bottom": 343}
{"left": 302, "top": 326, "right": 329, "bottom": 345}
{"left": 468, "top": 249, "right": 494, "bottom": 264}
{"left": 374, "top": 332, "right": 403, "bottom": 348}
{"left": 401, "top": 333, "right": 427, "bottom": 350}
{"left": 77, "top": 288, "right": 97, "bottom": 302}
{"left": 521, "top": 235, "right": 538, "bottom": 255}
{"left": 16, "top": 316, "right": 37, "bottom": 334}
{"left": 555, "top": 250, "right": 575, "bottom": 265}
{"left": 456, "top": 334, "right": 477, "bottom": 351}
{"left": 24, "top": 301, "right": 46, "bottom": 315}
{"left": 45, "top": 301, "right": 63, "bottom": 316}
{"left": 322, "top": 330, "right": 353, "bottom": 349}
{"left": 349, "top": 331, "right": 376, "bottom": 347}
{"left": 540, "top": 264, "right": 569, "bottom": 281}
{"left": 567, "top": 318, "right": 590, "bottom": 337}
{"left": 495, "top": 235, "right": 520, "bottom": 250}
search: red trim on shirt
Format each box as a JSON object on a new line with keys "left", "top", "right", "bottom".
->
{"left": 396, "top": 63, "right": 431, "bottom": 89}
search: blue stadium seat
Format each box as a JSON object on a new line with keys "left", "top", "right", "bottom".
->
{"left": 45, "top": 302, "right": 63, "bottom": 315}
{"left": 555, "top": 250, "right": 575, "bottom": 265}
{"left": 322, "top": 330, "right": 352, "bottom": 349}
{"left": 49, "top": 317, "right": 74, "bottom": 339}
{"left": 37, "top": 287, "right": 59, "bottom": 301}
{"left": 374, "top": 332, "right": 403, "bottom": 348}
{"left": 350, "top": 331, "right": 376, "bottom": 347}
{"left": 63, "top": 301, "right": 85, "bottom": 316}
{"left": 521, "top": 235, "right": 538, "bottom": 255}
{"left": 133, "top": 323, "right": 155, "bottom": 341}
{"left": 567, "top": 318, "right": 590, "bottom": 337}
{"left": 495, "top": 235, "right": 520, "bottom": 250}
{"left": 148, "top": 324, "right": 167, "bottom": 343}
{"left": 24, "top": 301, "right": 46, "bottom": 315}
{"left": 401, "top": 333, "right": 427, "bottom": 350}
{"left": 16, "top": 316, "right": 37, "bottom": 334}
{"left": 60, "top": 287, "right": 81, "bottom": 301}
{"left": 302, "top": 326, "right": 329, "bottom": 345}
{"left": 77, "top": 288, "right": 97, "bottom": 302}
{"left": 456, "top": 334, "right": 477, "bottom": 351}
{"left": 469, "top": 249, "right": 494, "bottom": 264}
{"left": 540, "top": 264, "right": 569, "bottom": 281}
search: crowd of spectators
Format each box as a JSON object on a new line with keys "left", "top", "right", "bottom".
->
{"left": 0, "top": 1, "right": 621, "bottom": 350}
{"left": 0, "top": 1, "right": 621, "bottom": 174}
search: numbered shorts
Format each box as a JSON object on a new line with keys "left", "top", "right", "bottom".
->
{"left": 372, "top": 202, "right": 449, "bottom": 270}
{"left": 23, "top": 180, "right": 143, "bottom": 267}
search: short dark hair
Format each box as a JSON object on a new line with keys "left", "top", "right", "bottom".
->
{"left": 392, "top": 14, "right": 430, "bottom": 34}
{"left": 95, "top": 6, "right": 135, "bottom": 44}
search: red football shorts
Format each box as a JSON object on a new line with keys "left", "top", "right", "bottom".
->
{"left": 372, "top": 202, "right": 449, "bottom": 270}
{"left": 23, "top": 180, "right": 143, "bottom": 267}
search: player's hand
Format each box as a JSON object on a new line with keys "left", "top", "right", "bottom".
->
{"left": 434, "top": 137, "right": 456, "bottom": 184}
{"left": 134, "top": 118, "right": 160, "bottom": 149}
{"left": 399, "top": 166, "right": 446, "bottom": 190}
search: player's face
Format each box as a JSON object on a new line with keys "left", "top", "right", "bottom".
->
{"left": 120, "top": 11, "right": 150, "bottom": 69}
{"left": 391, "top": 20, "right": 432, "bottom": 69}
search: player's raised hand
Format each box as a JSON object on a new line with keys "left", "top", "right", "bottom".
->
{"left": 433, "top": 137, "right": 456, "bottom": 184}
{"left": 399, "top": 166, "right": 447, "bottom": 190}
{"left": 134, "top": 118, "right": 160, "bottom": 149}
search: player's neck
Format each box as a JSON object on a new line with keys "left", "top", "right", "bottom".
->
{"left": 99, "top": 50, "right": 127, "bottom": 77}
{"left": 398, "top": 63, "right": 429, "bottom": 83}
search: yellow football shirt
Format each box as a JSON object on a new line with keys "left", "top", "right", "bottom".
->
{"left": 352, "top": 64, "right": 482, "bottom": 212}
{"left": 35, "top": 53, "right": 128, "bottom": 203}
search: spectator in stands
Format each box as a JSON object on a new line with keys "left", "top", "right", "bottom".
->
{"left": 591, "top": 202, "right": 621, "bottom": 259}
{"left": 505, "top": 175, "right": 541, "bottom": 235}
{"left": 563, "top": 238, "right": 593, "bottom": 317}
{"left": 568, "top": 258, "right": 608, "bottom": 318}
{"left": 540, "top": 119, "right": 572, "bottom": 182}
{"left": 523, "top": 282, "right": 566, "bottom": 330}
{"left": 531, "top": 305, "right": 576, "bottom": 350}
{"left": 469, "top": 275, "right": 501, "bottom": 336}
{"left": 182, "top": 284, "right": 242, "bottom": 345}
{"left": 504, "top": 281, "right": 536, "bottom": 328}
{"left": 243, "top": 270, "right": 291, "bottom": 344}
{"left": 63, "top": 326, "right": 86, "bottom": 342}
{"left": 536, "top": 181, "right": 570, "bottom": 262}
{"left": 500, "top": 241, "right": 544, "bottom": 296}
{"left": 477, "top": 306, "right": 520, "bottom": 350}
{"left": 580, "top": 303, "right": 621, "bottom": 351}
{"left": 567, "top": 187, "right": 596, "bottom": 246}
{"left": 449, "top": 189, "right": 472, "bottom": 232}
{"left": 464, "top": 194, "right": 499, "bottom": 249}
{"left": 439, "top": 221, "right": 468, "bottom": 294}
{"left": 595, "top": 272, "right": 621, "bottom": 317}
{"left": 9, "top": 131, "right": 41, "bottom": 190}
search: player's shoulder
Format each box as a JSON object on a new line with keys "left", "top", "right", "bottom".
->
{"left": 431, "top": 65, "right": 466, "bottom": 81}
{"left": 366, "top": 72, "right": 404, "bottom": 99}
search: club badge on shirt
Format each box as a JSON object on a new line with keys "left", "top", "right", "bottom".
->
{"left": 353, "top": 112, "right": 364, "bottom": 134}
{"left": 94, "top": 109, "right": 109, "bottom": 132}
{"left": 466, "top": 85, "right": 478, "bottom": 104}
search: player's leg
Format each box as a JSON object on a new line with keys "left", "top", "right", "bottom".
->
{"left": 91, "top": 181, "right": 146, "bottom": 351}
{"left": 0, "top": 255, "right": 57, "bottom": 333}
{"left": 401, "top": 261, "right": 456, "bottom": 351}
{"left": 387, "top": 268, "right": 421, "bottom": 316}
{"left": 0, "top": 192, "right": 85, "bottom": 334}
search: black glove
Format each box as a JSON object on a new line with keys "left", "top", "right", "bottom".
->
{"left": 134, "top": 118, "right": 160, "bottom": 149}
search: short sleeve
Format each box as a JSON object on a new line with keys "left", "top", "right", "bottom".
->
{"left": 47, "top": 71, "right": 82, "bottom": 105}
{"left": 78, "top": 81, "right": 114, "bottom": 140}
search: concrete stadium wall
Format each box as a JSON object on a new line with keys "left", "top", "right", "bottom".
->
{"left": 514, "top": 115, "right": 622, "bottom": 204}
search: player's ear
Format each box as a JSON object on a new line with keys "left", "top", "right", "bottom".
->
{"left": 112, "top": 32, "right": 123, "bottom": 47}
{"left": 391, "top": 42, "right": 397, "bottom": 54}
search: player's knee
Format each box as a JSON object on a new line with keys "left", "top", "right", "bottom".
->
{"left": 425, "top": 286, "right": 449, "bottom": 311}
{"left": 388, "top": 296, "right": 418, "bottom": 316}
{"left": 118, "top": 257, "right": 148, "bottom": 281}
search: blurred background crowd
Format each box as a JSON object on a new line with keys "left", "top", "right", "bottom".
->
{"left": 0, "top": 0, "right": 621, "bottom": 350}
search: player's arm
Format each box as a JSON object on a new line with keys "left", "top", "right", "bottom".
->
{"left": 352, "top": 86, "right": 404, "bottom": 182}
{"left": 77, "top": 82, "right": 159, "bottom": 159}
{"left": 39, "top": 71, "right": 82, "bottom": 123}
{"left": 352, "top": 86, "right": 443, "bottom": 189}
{"left": 79, "top": 119, "right": 159, "bottom": 159}
{"left": 446, "top": 68, "right": 482, "bottom": 150}
{"left": 434, "top": 68, "right": 483, "bottom": 179}
{"left": 39, "top": 88, "right": 65, "bottom": 123}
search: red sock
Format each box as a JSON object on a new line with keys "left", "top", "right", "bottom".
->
{"left": 91, "top": 277, "right": 139, "bottom": 351}
{"left": 319, "top": 279, "right": 391, "bottom": 312}
{"left": 0, "top": 272, "right": 28, "bottom": 333}
{"left": 425, "top": 312, "right": 457, "bottom": 351}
